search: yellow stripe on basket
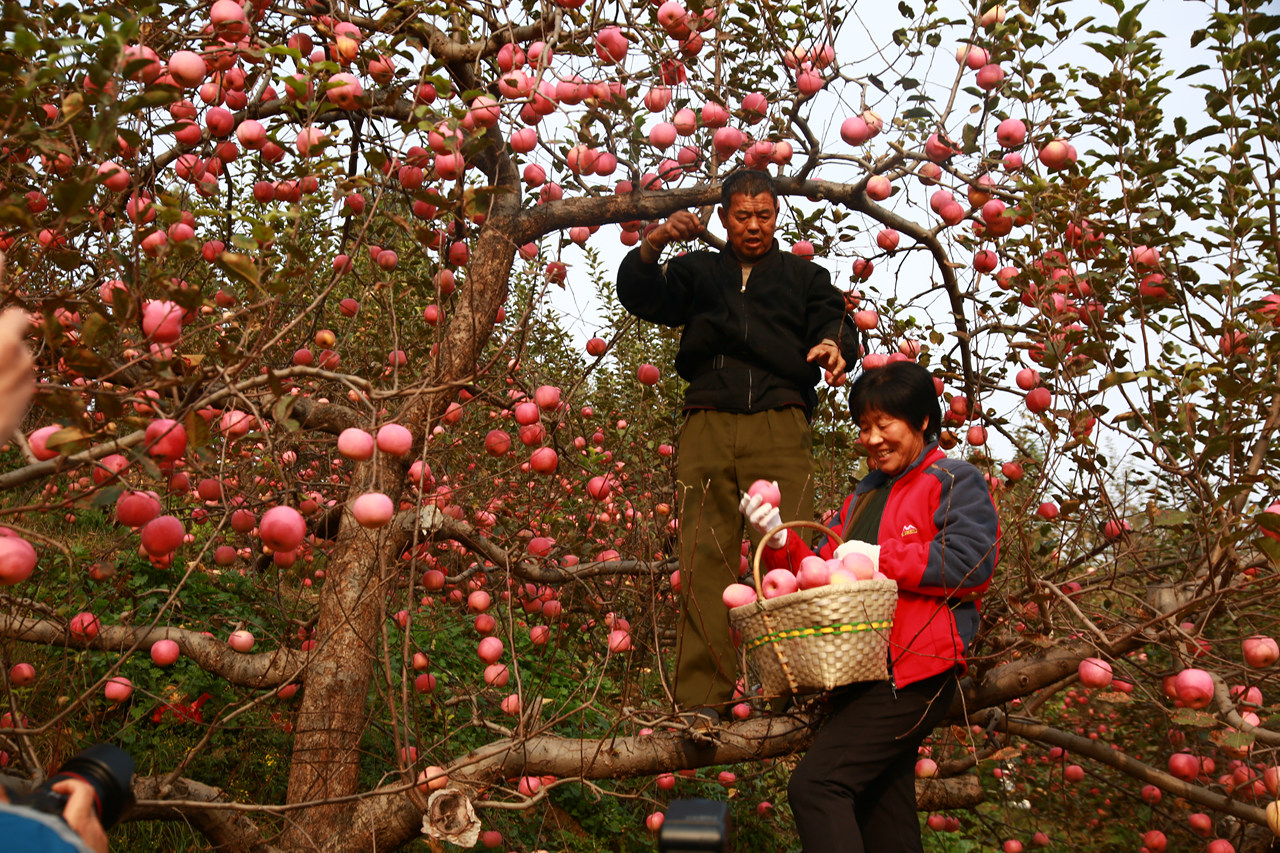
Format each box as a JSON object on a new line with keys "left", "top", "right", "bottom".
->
{"left": 744, "top": 620, "right": 893, "bottom": 651}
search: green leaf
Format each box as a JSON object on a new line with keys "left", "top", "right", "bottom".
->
{"left": 273, "top": 394, "right": 298, "bottom": 425}
{"left": 1253, "top": 537, "right": 1280, "bottom": 563}
{"left": 46, "top": 426, "right": 90, "bottom": 455}
{"left": 184, "top": 409, "right": 210, "bottom": 451}
{"left": 1216, "top": 729, "right": 1255, "bottom": 750}
{"left": 81, "top": 313, "right": 111, "bottom": 347}
{"left": 1099, "top": 370, "right": 1136, "bottom": 390}
{"left": 1170, "top": 707, "right": 1216, "bottom": 728}
{"left": 91, "top": 485, "right": 123, "bottom": 508}
{"left": 219, "top": 252, "right": 261, "bottom": 290}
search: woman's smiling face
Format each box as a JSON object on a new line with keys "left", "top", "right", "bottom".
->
{"left": 858, "top": 410, "right": 927, "bottom": 477}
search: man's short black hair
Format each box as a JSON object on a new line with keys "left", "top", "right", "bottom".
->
{"left": 720, "top": 169, "right": 777, "bottom": 208}
{"left": 848, "top": 361, "right": 943, "bottom": 443}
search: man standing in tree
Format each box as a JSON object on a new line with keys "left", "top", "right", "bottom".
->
{"left": 616, "top": 170, "right": 854, "bottom": 718}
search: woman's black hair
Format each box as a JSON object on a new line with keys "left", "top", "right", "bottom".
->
{"left": 847, "top": 361, "right": 943, "bottom": 442}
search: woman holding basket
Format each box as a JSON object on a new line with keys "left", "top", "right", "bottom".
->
{"left": 740, "top": 361, "right": 999, "bottom": 852}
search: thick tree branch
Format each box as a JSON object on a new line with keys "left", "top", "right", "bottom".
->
{"left": 991, "top": 710, "right": 1269, "bottom": 829}
{"left": 332, "top": 715, "right": 984, "bottom": 853}
{"left": 962, "top": 636, "right": 1143, "bottom": 711}
{"left": 0, "top": 429, "right": 146, "bottom": 491}
{"left": 131, "top": 776, "right": 280, "bottom": 853}
{"left": 0, "top": 615, "right": 305, "bottom": 689}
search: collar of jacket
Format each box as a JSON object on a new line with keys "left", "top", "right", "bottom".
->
{"left": 856, "top": 442, "right": 943, "bottom": 495}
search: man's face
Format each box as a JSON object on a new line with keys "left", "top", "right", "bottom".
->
{"left": 718, "top": 192, "right": 777, "bottom": 262}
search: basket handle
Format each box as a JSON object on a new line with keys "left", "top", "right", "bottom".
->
{"left": 750, "top": 520, "right": 844, "bottom": 593}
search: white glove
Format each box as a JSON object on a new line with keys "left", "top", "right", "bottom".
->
{"left": 739, "top": 491, "right": 787, "bottom": 549}
{"left": 834, "top": 539, "right": 881, "bottom": 572}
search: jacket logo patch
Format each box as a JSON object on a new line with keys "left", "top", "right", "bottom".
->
{"left": 901, "top": 524, "right": 919, "bottom": 537}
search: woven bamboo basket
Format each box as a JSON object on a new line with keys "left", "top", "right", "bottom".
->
{"left": 728, "top": 520, "right": 898, "bottom": 697}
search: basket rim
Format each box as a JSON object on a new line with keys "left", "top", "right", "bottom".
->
{"left": 728, "top": 576, "right": 898, "bottom": 619}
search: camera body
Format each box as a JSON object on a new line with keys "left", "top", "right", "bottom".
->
{"left": 658, "top": 799, "right": 732, "bottom": 853}
{"left": 6, "top": 744, "right": 135, "bottom": 831}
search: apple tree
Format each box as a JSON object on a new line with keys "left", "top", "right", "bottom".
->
{"left": 1, "top": 0, "right": 1279, "bottom": 850}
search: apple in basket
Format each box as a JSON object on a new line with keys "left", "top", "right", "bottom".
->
{"left": 841, "top": 551, "right": 876, "bottom": 580}
{"left": 761, "top": 568, "right": 799, "bottom": 599}
{"left": 722, "top": 583, "right": 759, "bottom": 608}
{"left": 797, "top": 555, "right": 831, "bottom": 590}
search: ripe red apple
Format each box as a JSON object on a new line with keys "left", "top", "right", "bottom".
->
{"left": 418, "top": 766, "right": 448, "bottom": 791}
{"left": 530, "top": 447, "right": 558, "bottom": 474}
{"left": 228, "top": 630, "right": 255, "bottom": 652}
{"left": 376, "top": 424, "right": 413, "bottom": 456}
{"left": 1038, "top": 139, "right": 1072, "bottom": 170}
{"left": 0, "top": 536, "right": 37, "bottom": 585}
{"left": 840, "top": 551, "right": 875, "bottom": 580}
{"left": 637, "top": 363, "right": 660, "bottom": 385}
{"left": 69, "top": 612, "right": 100, "bottom": 639}
{"left": 876, "top": 229, "right": 900, "bottom": 251}
{"left": 168, "top": 51, "right": 207, "bottom": 87}
{"left": 1141, "top": 830, "right": 1167, "bottom": 853}
{"left": 865, "top": 175, "right": 892, "bottom": 200}
{"left": 104, "top": 676, "right": 133, "bottom": 703}
{"left": 337, "top": 428, "right": 376, "bottom": 460}
{"left": 607, "top": 629, "right": 632, "bottom": 652}
{"left": 1188, "top": 813, "right": 1213, "bottom": 836}
{"left": 142, "top": 299, "right": 183, "bottom": 342}
{"left": 746, "top": 479, "right": 781, "bottom": 508}
{"left": 483, "top": 663, "right": 509, "bottom": 686}
{"left": 478, "top": 637, "right": 504, "bottom": 663}
{"left": 996, "top": 118, "right": 1026, "bottom": 148}
{"left": 796, "top": 557, "right": 831, "bottom": 590}
{"left": 1102, "top": 519, "right": 1132, "bottom": 541}
{"left": 976, "top": 63, "right": 1005, "bottom": 89}
{"left": 586, "top": 337, "right": 608, "bottom": 356}
{"left": 260, "top": 506, "right": 306, "bottom": 552}
{"left": 586, "top": 476, "right": 612, "bottom": 500}
{"left": 1077, "top": 657, "right": 1113, "bottom": 689}
{"left": 722, "top": 583, "right": 758, "bottom": 608}
{"left": 484, "top": 430, "right": 512, "bottom": 457}
{"left": 1243, "top": 635, "right": 1279, "bottom": 668}
{"left": 352, "top": 492, "right": 394, "bottom": 528}
{"left": 761, "top": 568, "right": 798, "bottom": 599}
{"left": 534, "top": 385, "right": 561, "bottom": 410}
{"left": 840, "top": 116, "right": 870, "bottom": 145}
{"left": 1036, "top": 502, "right": 1059, "bottom": 520}
{"left": 914, "top": 758, "right": 938, "bottom": 778}
{"left": 1025, "top": 387, "right": 1052, "bottom": 413}
{"left": 151, "top": 639, "right": 180, "bottom": 665}
{"left": 8, "top": 663, "right": 35, "bottom": 686}
{"left": 141, "top": 515, "right": 185, "bottom": 557}
{"left": 1174, "top": 668, "right": 1215, "bottom": 709}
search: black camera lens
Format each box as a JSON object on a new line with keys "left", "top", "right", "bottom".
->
{"left": 47, "top": 744, "right": 136, "bottom": 830}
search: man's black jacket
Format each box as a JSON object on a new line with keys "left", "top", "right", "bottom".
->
{"left": 616, "top": 240, "right": 856, "bottom": 418}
